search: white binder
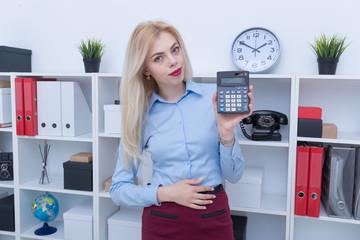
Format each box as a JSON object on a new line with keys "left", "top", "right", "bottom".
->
{"left": 61, "top": 81, "right": 92, "bottom": 136}
{"left": 37, "top": 82, "right": 62, "bottom": 136}
{"left": 37, "top": 81, "right": 48, "bottom": 136}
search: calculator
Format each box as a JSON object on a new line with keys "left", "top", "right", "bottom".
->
{"left": 217, "top": 71, "right": 250, "bottom": 114}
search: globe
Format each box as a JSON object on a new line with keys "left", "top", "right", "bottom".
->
{"left": 31, "top": 193, "right": 59, "bottom": 235}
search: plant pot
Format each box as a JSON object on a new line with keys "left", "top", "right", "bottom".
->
{"left": 83, "top": 58, "right": 101, "bottom": 73}
{"left": 317, "top": 58, "right": 339, "bottom": 75}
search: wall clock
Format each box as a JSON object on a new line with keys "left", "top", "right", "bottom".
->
{"left": 231, "top": 27, "right": 281, "bottom": 73}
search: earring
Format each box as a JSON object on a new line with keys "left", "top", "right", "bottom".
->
{"left": 146, "top": 75, "right": 151, "bottom": 81}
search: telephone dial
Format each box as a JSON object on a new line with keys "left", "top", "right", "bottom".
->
{"left": 240, "top": 110, "right": 288, "bottom": 141}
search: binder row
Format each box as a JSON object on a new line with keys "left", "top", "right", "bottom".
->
{"left": 15, "top": 78, "right": 91, "bottom": 137}
{"left": 295, "top": 143, "right": 360, "bottom": 219}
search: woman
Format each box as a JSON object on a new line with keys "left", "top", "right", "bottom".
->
{"left": 110, "top": 20, "right": 254, "bottom": 240}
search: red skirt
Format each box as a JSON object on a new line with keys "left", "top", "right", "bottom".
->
{"left": 142, "top": 188, "right": 234, "bottom": 240}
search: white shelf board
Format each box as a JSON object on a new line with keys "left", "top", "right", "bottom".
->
{"left": 99, "top": 191, "right": 111, "bottom": 198}
{"left": 21, "top": 220, "right": 64, "bottom": 240}
{"left": 17, "top": 133, "right": 93, "bottom": 142}
{"left": 0, "top": 181, "right": 14, "bottom": 188}
{"left": 0, "top": 127, "right": 12, "bottom": 132}
{"left": 20, "top": 177, "right": 93, "bottom": 196}
{"left": 297, "top": 132, "right": 360, "bottom": 145}
{"left": 230, "top": 193, "right": 287, "bottom": 216}
{"left": 98, "top": 132, "right": 121, "bottom": 139}
{"left": 295, "top": 203, "right": 360, "bottom": 225}
{"left": 0, "top": 230, "right": 15, "bottom": 236}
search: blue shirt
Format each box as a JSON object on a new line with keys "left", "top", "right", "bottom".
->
{"left": 110, "top": 80, "right": 245, "bottom": 207}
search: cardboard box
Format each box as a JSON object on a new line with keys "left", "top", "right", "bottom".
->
{"left": 63, "top": 161, "right": 93, "bottom": 191}
{"left": 70, "top": 152, "right": 93, "bottom": 163}
{"left": 0, "top": 46, "right": 32, "bottom": 72}
{"left": 297, "top": 118, "right": 323, "bottom": 138}
{"left": 63, "top": 199, "right": 93, "bottom": 240}
{"left": 0, "top": 194, "right": 14, "bottom": 231}
{"left": 322, "top": 123, "right": 338, "bottom": 139}
{"left": 108, "top": 207, "right": 142, "bottom": 240}
{"left": 0, "top": 88, "right": 11, "bottom": 124}
{"left": 0, "top": 80, "right": 10, "bottom": 88}
{"left": 105, "top": 177, "right": 112, "bottom": 192}
{"left": 104, "top": 104, "right": 121, "bottom": 134}
{"left": 225, "top": 167, "right": 263, "bottom": 208}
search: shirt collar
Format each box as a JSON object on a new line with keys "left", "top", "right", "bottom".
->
{"left": 148, "top": 80, "right": 204, "bottom": 110}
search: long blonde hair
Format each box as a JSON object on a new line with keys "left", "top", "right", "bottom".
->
{"left": 121, "top": 21, "right": 193, "bottom": 168}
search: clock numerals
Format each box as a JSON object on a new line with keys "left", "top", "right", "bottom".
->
{"left": 252, "top": 63, "right": 257, "bottom": 68}
{"left": 238, "top": 55, "right": 244, "bottom": 61}
{"left": 237, "top": 48, "right": 242, "bottom": 53}
{"left": 261, "top": 61, "right": 266, "bottom": 66}
{"left": 270, "top": 48, "right": 275, "bottom": 53}
{"left": 268, "top": 40, "right": 273, "bottom": 45}
{"left": 253, "top": 33, "right": 259, "bottom": 38}
{"left": 267, "top": 55, "right": 272, "bottom": 60}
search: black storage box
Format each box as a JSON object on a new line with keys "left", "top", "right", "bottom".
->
{"left": 0, "top": 152, "right": 13, "bottom": 181}
{"left": 0, "top": 194, "right": 15, "bottom": 231}
{"left": 231, "top": 215, "right": 247, "bottom": 240}
{"left": 63, "top": 160, "right": 93, "bottom": 191}
{"left": 297, "top": 118, "right": 323, "bottom": 138}
{"left": 0, "top": 46, "right": 32, "bottom": 72}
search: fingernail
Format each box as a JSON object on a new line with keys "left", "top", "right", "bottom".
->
{"left": 210, "top": 200, "right": 213, "bottom": 204}
{"left": 203, "top": 206, "right": 207, "bottom": 210}
{"left": 211, "top": 187, "right": 215, "bottom": 191}
{"left": 213, "top": 195, "right": 216, "bottom": 199}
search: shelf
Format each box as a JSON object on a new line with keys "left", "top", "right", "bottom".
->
{"left": 98, "top": 132, "right": 121, "bottom": 139}
{"left": 230, "top": 193, "right": 287, "bottom": 216}
{"left": 0, "top": 230, "right": 15, "bottom": 237}
{"left": 295, "top": 203, "right": 360, "bottom": 226}
{"left": 297, "top": 132, "right": 360, "bottom": 145}
{"left": 21, "top": 220, "right": 64, "bottom": 240}
{"left": 20, "top": 177, "right": 93, "bottom": 196}
{"left": 0, "top": 181, "right": 14, "bottom": 188}
{"left": 17, "top": 133, "right": 93, "bottom": 142}
{"left": 0, "top": 127, "right": 12, "bottom": 132}
{"left": 99, "top": 191, "right": 111, "bottom": 198}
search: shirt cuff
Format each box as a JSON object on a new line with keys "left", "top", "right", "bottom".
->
{"left": 146, "top": 184, "right": 162, "bottom": 206}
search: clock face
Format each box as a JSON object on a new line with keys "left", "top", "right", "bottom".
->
{"left": 231, "top": 28, "right": 281, "bottom": 73}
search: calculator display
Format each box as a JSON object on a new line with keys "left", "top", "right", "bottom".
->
{"left": 217, "top": 71, "right": 250, "bottom": 114}
{"left": 220, "top": 77, "right": 246, "bottom": 84}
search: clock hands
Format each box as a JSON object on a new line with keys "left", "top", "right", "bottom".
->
{"left": 239, "top": 41, "right": 260, "bottom": 53}
{"left": 254, "top": 43, "right": 268, "bottom": 52}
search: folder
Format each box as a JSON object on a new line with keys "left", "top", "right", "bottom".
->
{"left": 294, "top": 145, "right": 310, "bottom": 216}
{"left": 60, "top": 81, "right": 92, "bottom": 136}
{"left": 37, "top": 81, "right": 62, "bottom": 136}
{"left": 321, "top": 146, "right": 355, "bottom": 219}
{"left": 15, "top": 78, "right": 25, "bottom": 135}
{"left": 307, "top": 145, "right": 324, "bottom": 217}
{"left": 354, "top": 147, "right": 360, "bottom": 220}
{"left": 23, "top": 78, "right": 56, "bottom": 136}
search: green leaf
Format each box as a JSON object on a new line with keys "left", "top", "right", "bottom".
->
{"left": 78, "top": 38, "right": 105, "bottom": 59}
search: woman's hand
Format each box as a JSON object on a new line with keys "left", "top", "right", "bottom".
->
{"left": 157, "top": 178, "right": 216, "bottom": 210}
{"left": 212, "top": 85, "right": 254, "bottom": 140}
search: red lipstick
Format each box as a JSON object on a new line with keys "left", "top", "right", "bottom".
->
{"left": 169, "top": 67, "right": 182, "bottom": 76}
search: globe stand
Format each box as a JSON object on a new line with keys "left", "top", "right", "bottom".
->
{"left": 34, "top": 222, "right": 57, "bottom": 236}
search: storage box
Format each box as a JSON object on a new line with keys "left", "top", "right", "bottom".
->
{"left": 298, "top": 106, "right": 322, "bottom": 120}
{"left": 0, "top": 152, "right": 13, "bottom": 181}
{"left": 322, "top": 123, "right": 338, "bottom": 139}
{"left": 104, "top": 104, "right": 121, "bottom": 134}
{"left": 0, "top": 80, "right": 10, "bottom": 88}
{"left": 231, "top": 215, "right": 247, "bottom": 240}
{"left": 225, "top": 167, "right": 263, "bottom": 208}
{"left": 297, "top": 118, "right": 323, "bottom": 138}
{"left": 70, "top": 152, "right": 93, "bottom": 163}
{"left": 0, "top": 194, "right": 15, "bottom": 231}
{"left": 0, "top": 88, "right": 11, "bottom": 124}
{"left": 63, "top": 161, "right": 93, "bottom": 191}
{"left": 63, "top": 199, "right": 93, "bottom": 240}
{"left": 0, "top": 46, "right": 32, "bottom": 72}
{"left": 0, "top": 190, "right": 8, "bottom": 199}
{"left": 108, "top": 207, "right": 142, "bottom": 240}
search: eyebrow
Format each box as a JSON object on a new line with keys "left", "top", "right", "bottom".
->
{"left": 150, "top": 42, "right": 178, "bottom": 59}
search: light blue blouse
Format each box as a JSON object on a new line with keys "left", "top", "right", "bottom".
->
{"left": 110, "top": 80, "right": 245, "bottom": 207}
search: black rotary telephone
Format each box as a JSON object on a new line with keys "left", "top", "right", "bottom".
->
{"left": 240, "top": 110, "right": 288, "bottom": 141}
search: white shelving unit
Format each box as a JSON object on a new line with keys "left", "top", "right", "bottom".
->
{"left": 1, "top": 72, "right": 359, "bottom": 240}
{"left": 289, "top": 75, "right": 360, "bottom": 240}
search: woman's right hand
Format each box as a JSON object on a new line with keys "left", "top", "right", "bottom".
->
{"left": 156, "top": 178, "right": 216, "bottom": 210}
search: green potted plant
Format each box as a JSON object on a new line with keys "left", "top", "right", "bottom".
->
{"left": 310, "top": 33, "right": 350, "bottom": 75}
{"left": 78, "top": 38, "right": 105, "bottom": 73}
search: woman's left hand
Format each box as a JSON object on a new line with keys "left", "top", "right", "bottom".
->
{"left": 212, "top": 85, "right": 254, "bottom": 140}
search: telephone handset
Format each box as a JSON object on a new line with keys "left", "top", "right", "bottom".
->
{"left": 240, "top": 110, "right": 288, "bottom": 141}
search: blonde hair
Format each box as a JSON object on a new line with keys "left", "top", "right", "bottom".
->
{"left": 121, "top": 21, "right": 193, "bottom": 168}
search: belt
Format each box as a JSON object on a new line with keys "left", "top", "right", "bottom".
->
{"left": 199, "top": 184, "right": 223, "bottom": 195}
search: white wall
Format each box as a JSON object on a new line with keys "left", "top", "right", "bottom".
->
{"left": 0, "top": 0, "right": 359, "bottom": 75}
